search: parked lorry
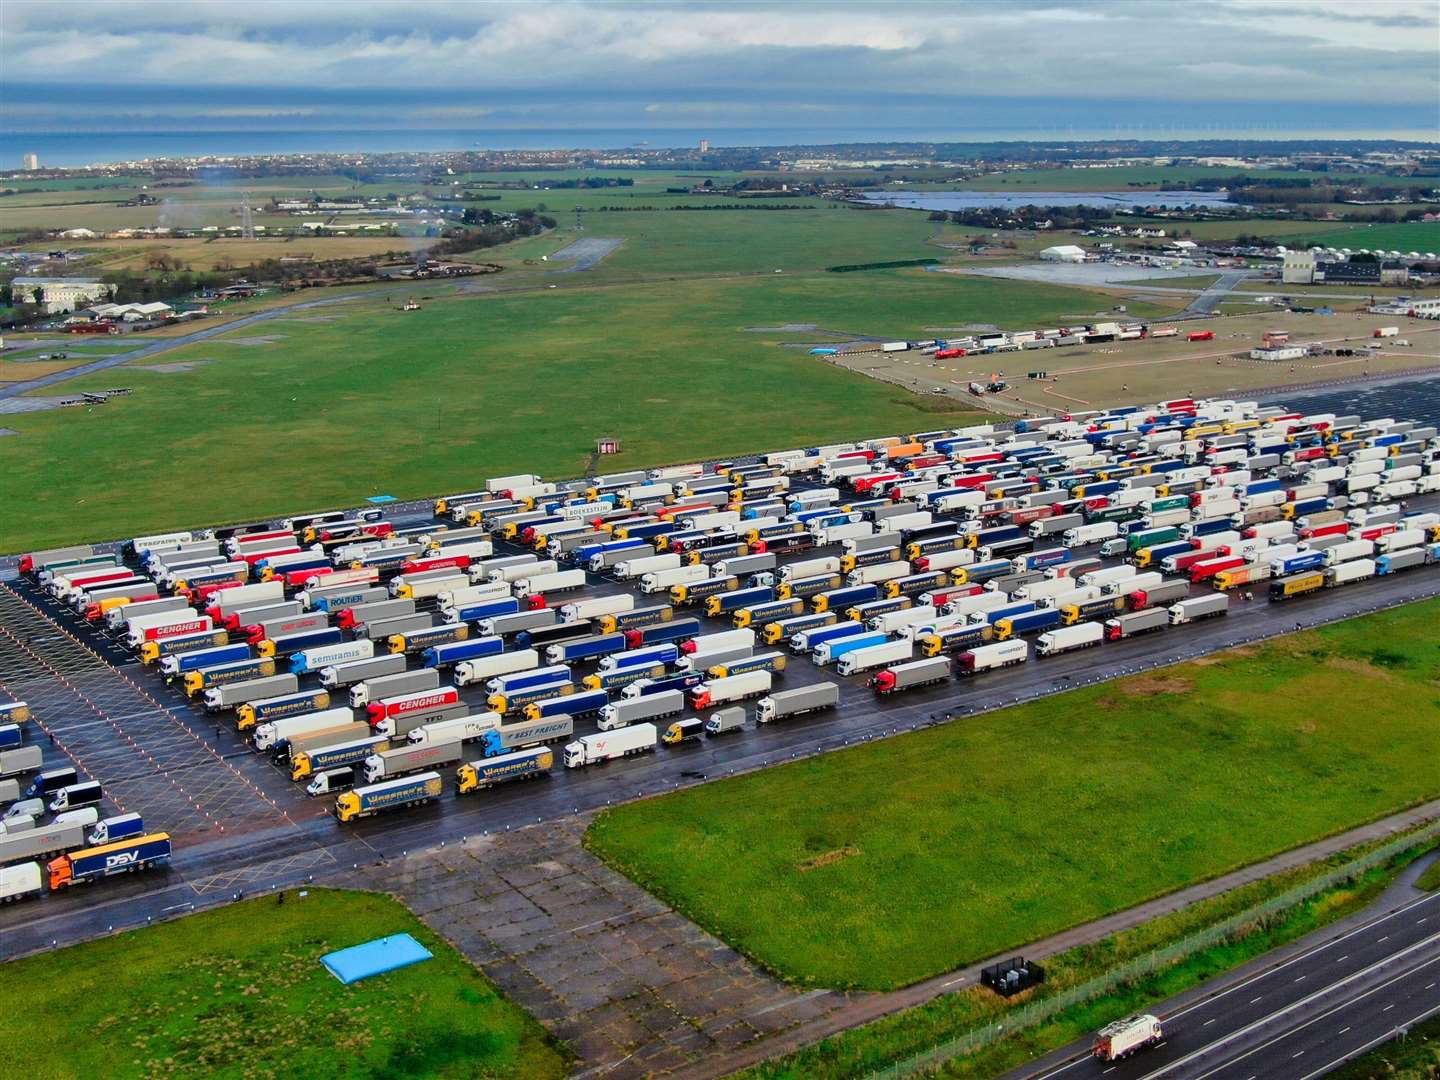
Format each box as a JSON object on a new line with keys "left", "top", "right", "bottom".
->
{"left": 349, "top": 668, "right": 441, "bottom": 708}
{"left": 563, "top": 724, "right": 658, "bottom": 768}
{"left": 0, "top": 862, "right": 43, "bottom": 903}
{"left": 956, "top": 639, "right": 1029, "bottom": 674}
{"left": 335, "top": 771, "right": 444, "bottom": 822}
{"left": 836, "top": 639, "right": 913, "bottom": 676}
{"left": 869, "top": 656, "right": 951, "bottom": 694}
{"left": 478, "top": 715, "right": 574, "bottom": 757}
{"left": 598, "top": 690, "right": 685, "bottom": 731}
{"left": 1168, "top": 594, "right": 1229, "bottom": 624}
{"left": 291, "top": 734, "right": 389, "bottom": 781}
{"left": 252, "top": 708, "right": 359, "bottom": 752}
{"left": 456, "top": 747, "right": 555, "bottom": 793}
{"left": 1104, "top": 608, "right": 1170, "bottom": 640}
{"left": 46, "top": 832, "right": 172, "bottom": 889}
{"left": 318, "top": 653, "right": 408, "bottom": 690}
{"left": 755, "top": 683, "right": 840, "bottom": 723}
{"left": 362, "top": 741, "right": 465, "bottom": 783}
{"left": 1036, "top": 622, "right": 1105, "bottom": 656}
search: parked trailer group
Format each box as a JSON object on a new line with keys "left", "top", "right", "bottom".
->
{"left": 13, "top": 395, "right": 1440, "bottom": 843}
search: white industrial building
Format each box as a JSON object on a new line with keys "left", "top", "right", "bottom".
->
{"left": 1281, "top": 250, "right": 1317, "bottom": 285}
{"left": 10, "top": 276, "right": 116, "bottom": 313}
{"left": 1038, "top": 245, "right": 1088, "bottom": 263}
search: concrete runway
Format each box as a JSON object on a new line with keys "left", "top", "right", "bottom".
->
{"left": 1009, "top": 856, "right": 1440, "bottom": 1080}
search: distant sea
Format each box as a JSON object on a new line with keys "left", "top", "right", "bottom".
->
{"left": 3, "top": 126, "right": 1430, "bottom": 170}
{"left": 2, "top": 128, "right": 996, "bottom": 169}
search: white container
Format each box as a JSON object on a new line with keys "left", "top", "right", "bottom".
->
{"left": 836, "top": 639, "right": 914, "bottom": 676}
{"left": 454, "top": 649, "right": 540, "bottom": 687}
{"left": 1036, "top": 622, "right": 1104, "bottom": 656}
{"left": 563, "top": 723, "right": 657, "bottom": 768}
{"left": 407, "top": 712, "right": 501, "bottom": 746}
{"left": 847, "top": 561, "right": 913, "bottom": 586}
{"left": 513, "top": 569, "right": 586, "bottom": 595}
{"left": 253, "top": 708, "right": 358, "bottom": 752}
{"left": 960, "top": 639, "right": 1029, "bottom": 672}
{"left": 559, "top": 594, "right": 635, "bottom": 622}
{"left": 640, "top": 563, "right": 709, "bottom": 594}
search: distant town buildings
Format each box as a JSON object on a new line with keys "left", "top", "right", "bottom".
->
{"left": 22, "top": 153, "right": 39, "bottom": 171}
{"left": 699, "top": 138, "right": 710, "bottom": 154}
{"left": 10, "top": 276, "right": 117, "bottom": 313}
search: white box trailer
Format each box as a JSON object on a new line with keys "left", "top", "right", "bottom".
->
{"left": 563, "top": 723, "right": 657, "bottom": 768}
{"left": 846, "top": 561, "right": 914, "bottom": 586}
{"left": 1036, "top": 622, "right": 1104, "bottom": 656}
{"left": 391, "top": 572, "right": 470, "bottom": 601}
{"left": 1328, "top": 558, "right": 1376, "bottom": 585}
{"left": 836, "top": 639, "right": 914, "bottom": 675}
{"left": 454, "top": 649, "right": 541, "bottom": 687}
{"left": 692, "top": 670, "right": 772, "bottom": 708}
{"left": 491, "top": 559, "right": 557, "bottom": 583}
{"left": 598, "top": 690, "right": 686, "bottom": 731}
{"left": 319, "top": 653, "right": 407, "bottom": 690}
{"left": 407, "top": 712, "right": 501, "bottom": 746}
{"left": 755, "top": 683, "right": 840, "bottom": 723}
{"left": 1168, "top": 594, "right": 1229, "bottom": 624}
{"left": 615, "top": 553, "right": 682, "bottom": 580}
{"left": 779, "top": 557, "right": 843, "bottom": 582}
{"left": 104, "top": 596, "right": 190, "bottom": 631}
{"left": 868, "top": 605, "right": 938, "bottom": 634}
{"left": 436, "top": 581, "right": 512, "bottom": 611}
{"left": 200, "top": 581, "right": 286, "bottom": 618}
{"left": 959, "top": 639, "right": 1029, "bottom": 673}
{"left": 559, "top": 595, "right": 634, "bottom": 622}
{"left": 640, "top": 563, "right": 709, "bottom": 594}
{"left": 253, "top": 708, "right": 359, "bottom": 752}
{"left": 123, "top": 609, "right": 205, "bottom": 648}
{"left": 1065, "top": 524, "right": 1117, "bottom": 550}
{"left": 513, "top": 569, "right": 586, "bottom": 595}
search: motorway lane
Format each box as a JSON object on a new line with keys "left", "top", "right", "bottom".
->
{"left": 1012, "top": 891, "right": 1440, "bottom": 1080}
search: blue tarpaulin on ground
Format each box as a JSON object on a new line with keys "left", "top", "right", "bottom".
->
{"left": 321, "top": 933, "right": 433, "bottom": 984}
{"left": 366, "top": 495, "right": 397, "bottom": 504}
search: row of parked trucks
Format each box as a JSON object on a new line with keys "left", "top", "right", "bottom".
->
{"left": 18, "top": 396, "right": 1439, "bottom": 830}
{"left": 0, "top": 700, "right": 170, "bottom": 903}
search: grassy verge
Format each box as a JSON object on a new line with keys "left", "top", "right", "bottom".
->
{"left": 587, "top": 599, "right": 1440, "bottom": 990}
{"left": 1416, "top": 853, "right": 1440, "bottom": 892}
{"left": 1326, "top": 1012, "right": 1440, "bottom": 1080}
{"left": 0, "top": 270, "right": 1148, "bottom": 552}
{"left": 740, "top": 834, "right": 1434, "bottom": 1080}
{"left": 0, "top": 888, "right": 569, "bottom": 1080}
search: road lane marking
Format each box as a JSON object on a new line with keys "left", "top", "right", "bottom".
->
{"left": 1135, "top": 933, "right": 1440, "bottom": 1080}
{"left": 1158, "top": 892, "right": 1440, "bottom": 1026}
{"left": 1294, "top": 974, "right": 1306, "bottom": 982}
{"left": 1250, "top": 996, "right": 1263, "bottom": 1003}
{"left": 1292, "top": 1050, "right": 1305, "bottom": 1058}
{"left": 1338, "top": 1026, "right": 1350, "bottom": 1035}
{"left": 1298, "top": 1000, "right": 1440, "bottom": 1080}
{"left": 1203, "top": 1018, "right": 1217, "bottom": 1026}
{"left": 1336, "top": 955, "right": 1348, "bottom": 962}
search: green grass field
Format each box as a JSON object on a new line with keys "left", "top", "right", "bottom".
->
{"left": 1287, "top": 221, "right": 1440, "bottom": 252}
{"left": 0, "top": 888, "right": 568, "bottom": 1080}
{"left": 587, "top": 600, "right": 1440, "bottom": 990}
{"left": 744, "top": 832, "right": 1434, "bottom": 1080}
{"left": 568, "top": 206, "right": 940, "bottom": 277}
{"left": 4, "top": 267, "right": 1158, "bottom": 549}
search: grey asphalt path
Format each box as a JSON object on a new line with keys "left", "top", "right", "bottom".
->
{"left": 1173, "top": 269, "right": 1253, "bottom": 319}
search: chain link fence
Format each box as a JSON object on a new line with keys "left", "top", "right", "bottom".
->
{"left": 866, "top": 817, "right": 1440, "bottom": 1080}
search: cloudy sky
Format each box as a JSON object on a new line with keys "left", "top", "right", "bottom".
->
{"left": 3, "top": 0, "right": 1437, "bottom": 144}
